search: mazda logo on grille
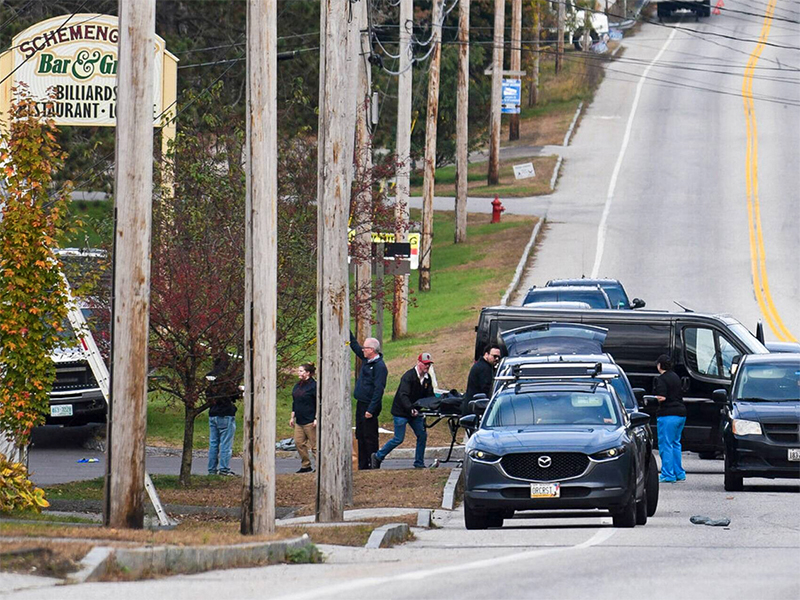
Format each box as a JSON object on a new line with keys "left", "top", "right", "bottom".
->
{"left": 538, "top": 455, "right": 552, "bottom": 468}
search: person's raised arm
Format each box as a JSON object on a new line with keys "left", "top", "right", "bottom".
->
{"left": 349, "top": 331, "right": 366, "bottom": 360}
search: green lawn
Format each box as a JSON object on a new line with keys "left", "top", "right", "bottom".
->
{"left": 59, "top": 199, "right": 112, "bottom": 248}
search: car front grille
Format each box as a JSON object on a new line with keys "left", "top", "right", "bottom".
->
{"left": 763, "top": 423, "right": 800, "bottom": 444}
{"left": 501, "top": 452, "right": 589, "bottom": 481}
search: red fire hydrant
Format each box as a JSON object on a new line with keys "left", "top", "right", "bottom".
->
{"left": 491, "top": 196, "right": 505, "bottom": 223}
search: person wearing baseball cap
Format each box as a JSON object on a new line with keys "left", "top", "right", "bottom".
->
{"left": 371, "top": 352, "right": 435, "bottom": 469}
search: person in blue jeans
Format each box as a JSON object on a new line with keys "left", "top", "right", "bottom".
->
{"left": 371, "top": 353, "right": 435, "bottom": 469}
{"left": 206, "top": 355, "right": 241, "bottom": 476}
{"left": 654, "top": 354, "right": 687, "bottom": 483}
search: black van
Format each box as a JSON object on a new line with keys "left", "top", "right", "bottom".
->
{"left": 474, "top": 306, "right": 770, "bottom": 455}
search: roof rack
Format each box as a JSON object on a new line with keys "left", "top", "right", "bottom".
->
{"left": 495, "top": 362, "right": 619, "bottom": 383}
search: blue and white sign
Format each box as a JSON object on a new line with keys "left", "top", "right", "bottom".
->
{"left": 501, "top": 78, "right": 521, "bottom": 115}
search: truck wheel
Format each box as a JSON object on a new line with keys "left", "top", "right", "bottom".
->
{"left": 646, "top": 453, "right": 660, "bottom": 517}
{"left": 723, "top": 452, "right": 744, "bottom": 492}
{"left": 573, "top": 29, "right": 599, "bottom": 51}
{"left": 487, "top": 512, "right": 504, "bottom": 528}
{"left": 657, "top": 4, "right": 670, "bottom": 19}
{"left": 702, "top": 0, "right": 711, "bottom": 16}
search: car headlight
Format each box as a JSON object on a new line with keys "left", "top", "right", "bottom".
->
{"left": 590, "top": 446, "right": 627, "bottom": 461}
{"left": 468, "top": 449, "right": 501, "bottom": 463}
{"left": 732, "top": 419, "right": 762, "bottom": 436}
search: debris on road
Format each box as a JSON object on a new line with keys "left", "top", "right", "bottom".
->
{"left": 690, "top": 515, "right": 731, "bottom": 527}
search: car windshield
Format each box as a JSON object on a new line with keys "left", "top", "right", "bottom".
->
{"left": 525, "top": 289, "right": 609, "bottom": 309}
{"left": 727, "top": 322, "right": 770, "bottom": 355}
{"left": 599, "top": 284, "right": 630, "bottom": 309}
{"left": 484, "top": 390, "right": 619, "bottom": 427}
{"left": 733, "top": 362, "right": 800, "bottom": 402}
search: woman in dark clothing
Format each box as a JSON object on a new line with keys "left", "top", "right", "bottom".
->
{"left": 290, "top": 363, "right": 317, "bottom": 473}
{"left": 654, "top": 354, "right": 687, "bottom": 483}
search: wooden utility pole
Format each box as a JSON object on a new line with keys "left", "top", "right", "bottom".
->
{"left": 419, "top": 0, "right": 442, "bottom": 292}
{"left": 487, "top": 0, "right": 505, "bottom": 186}
{"left": 393, "top": 0, "right": 413, "bottom": 339}
{"left": 556, "top": 0, "right": 565, "bottom": 74}
{"left": 316, "top": 0, "right": 358, "bottom": 522}
{"left": 509, "top": 0, "right": 522, "bottom": 140}
{"left": 241, "top": 0, "right": 278, "bottom": 536}
{"left": 105, "top": 0, "right": 155, "bottom": 530}
{"left": 528, "top": 0, "right": 540, "bottom": 107}
{"left": 454, "top": 0, "right": 470, "bottom": 244}
{"left": 354, "top": 0, "right": 373, "bottom": 362}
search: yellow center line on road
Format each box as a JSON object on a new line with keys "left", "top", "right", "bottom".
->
{"left": 741, "top": 0, "right": 797, "bottom": 342}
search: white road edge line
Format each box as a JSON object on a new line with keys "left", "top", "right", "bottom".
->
{"left": 590, "top": 25, "right": 679, "bottom": 278}
{"left": 276, "top": 528, "right": 617, "bottom": 600}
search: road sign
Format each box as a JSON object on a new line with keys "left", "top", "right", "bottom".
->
{"left": 501, "top": 79, "right": 521, "bottom": 115}
{"left": 348, "top": 231, "right": 420, "bottom": 269}
{"left": 513, "top": 162, "right": 536, "bottom": 180}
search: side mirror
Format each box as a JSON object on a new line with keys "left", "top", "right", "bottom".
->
{"left": 629, "top": 411, "right": 651, "bottom": 427}
{"left": 632, "top": 388, "right": 646, "bottom": 404}
{"left": 460, "top": 414, "right": 479, "bottom": 429}
{"left": 642, "top": 395, "right": 658, "bottom": 408}
{"left": 469, "top": 398, "right": 490, "bottom": 415}
{"left": 712, "top": 389, "right": 728, "bottom": 403}
{"left": 631, "top": 298, "right": 646, "bottom": 309}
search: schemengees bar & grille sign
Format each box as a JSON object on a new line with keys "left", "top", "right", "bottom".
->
{"left": 0, "top": 13, "right": 177, "bottom": 128}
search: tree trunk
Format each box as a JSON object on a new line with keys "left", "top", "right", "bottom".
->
{"left": 180, "top": 406, "right": 197, "bottom": 486}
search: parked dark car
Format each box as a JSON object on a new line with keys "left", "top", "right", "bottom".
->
{"left": 523, "top": 285, "right": 612, "bottom": 309}
{"left": 493, "top": 322, "right": 658, "bottom": 516}
{"left": 716, "top": 354, "right": 800, "bottom": 491}
{"left": 461, "top": 362, "right": 654, "bottom": 529}
{"left": 546, "top": 278, "right": 645, "bottom": 310}
{"left": 474, "top": 305, "right": 770, "bottom": 455}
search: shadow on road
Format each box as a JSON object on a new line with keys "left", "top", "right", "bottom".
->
{"left": 30, "top": 424, "right": 103, "bottom": 449}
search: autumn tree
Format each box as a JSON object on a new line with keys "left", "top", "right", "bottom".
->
{"left": 0, "top": 87, "right": 72, "bottom": 461}
{"left": 148, "top": 86, "right": 319, "bottom": 486}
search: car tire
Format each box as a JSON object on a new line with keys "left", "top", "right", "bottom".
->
{"left": 502, "top": 509, "right": 515, "bottom": 520}
{"left": 698, "top": 451, "right": 718, "bottom": 460}
{"left": 635, "top": 488, "right": 648, "bottom": 525}
{"left": 724, "top": 452, "right": 744, "bottom": 492}
{"left": 487, "top": 512, "right": 504, "bottom": 528}
{"left": 612, "top": 494, "right": 637, "bottom": 528}
{"left": 657, "top": 4, "right": 670, "bottom": 18}
{"left": 464, "top": 499, "right": 490, "bottom": 530}
{"left": 646, "top": 453, "right": 660, "bottom": 517}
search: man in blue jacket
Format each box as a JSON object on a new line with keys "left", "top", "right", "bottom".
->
{"left": 350, "top": 332, "right": 388, "bottom": 470}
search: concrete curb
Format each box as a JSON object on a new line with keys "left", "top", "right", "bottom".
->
{"left": 416, "top": 509, "right": 432, "bottom": 528}
{"left": 549, "top": 155, "right": 563, "bottom": 191}
{"left": 441, "top": 468, "right": 462, "bottom": 510}
{"left": 562, "top": 101, "right": 584, "bottom": 147}
{"left": 391, "top": 445, "right": 464, "bottom": 461}
{"left": 365, "top": 523, "right": 410, "bottom": 549}
{"left": 68, "top": 535, "right": 313, "bottom": 582}
{"left": 500, "top": 219, "right": 545, "bottom": 306}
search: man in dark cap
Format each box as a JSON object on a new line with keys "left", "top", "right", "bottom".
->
{"left": 371, "top": 352, "right": 434, "bottom": 469}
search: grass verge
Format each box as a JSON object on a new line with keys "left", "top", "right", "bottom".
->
{"left": 410, "top": 155, "right": 558, "bottom": 198}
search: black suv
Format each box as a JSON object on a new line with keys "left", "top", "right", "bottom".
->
{"left": 461, "top": 361, "right": 655, "bottom": 530}
{"left": 717, "top": 354, "right": 800, "bottom": 491}
{"left": 474, "top": 305, "right": 770, "bottom": 455}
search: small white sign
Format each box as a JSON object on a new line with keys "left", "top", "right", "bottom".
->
{"left": 513, "top": 162, "right": 536, "bottom": 180}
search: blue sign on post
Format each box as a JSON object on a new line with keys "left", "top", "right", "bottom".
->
{"left": 501, "top": 78, "right": 521, "bottom": 115}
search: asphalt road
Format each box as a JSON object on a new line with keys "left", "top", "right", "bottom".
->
{"left": 8, "top": 455, "right": 799, "bottom": 599}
